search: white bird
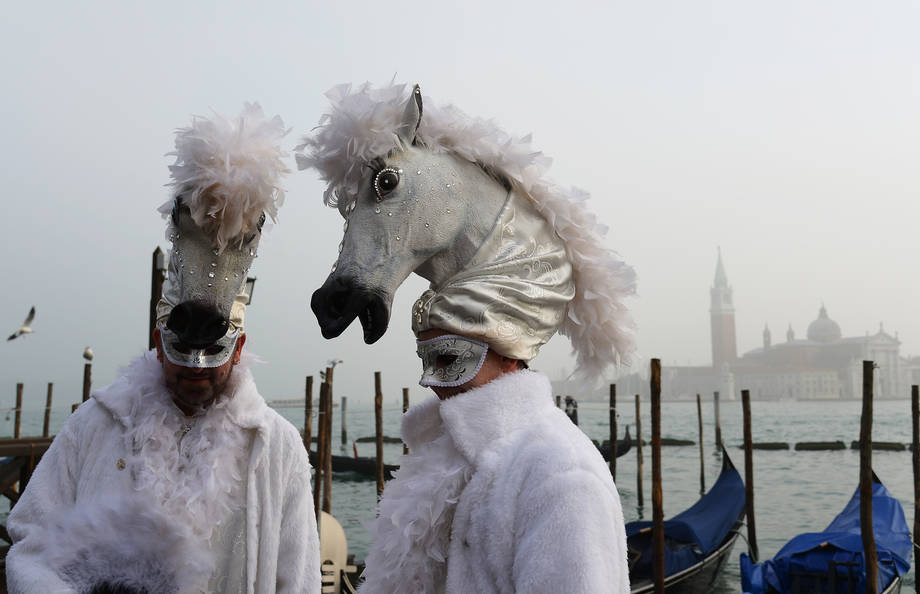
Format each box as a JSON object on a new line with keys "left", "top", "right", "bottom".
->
{"left": 83, "top": 346, "right": 94, "bottom": 362}
{"left": 7, "top": 307, "right": 35, "bottom": 341}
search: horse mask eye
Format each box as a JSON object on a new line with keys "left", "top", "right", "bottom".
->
{"left": 374, "top": 167, "right": 401, "bottom": 200}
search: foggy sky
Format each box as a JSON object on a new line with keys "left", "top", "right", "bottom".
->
{"left": 2, "top": 1, "right": 917, "bottom": 411}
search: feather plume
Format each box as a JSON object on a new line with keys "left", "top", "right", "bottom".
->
{"left": 297, "top": 83, "right": 637, "bottom": 378}
{"left": 166, "top": 103, "right": 290, "bottom": 253}
{"left": 38, "top": 494, "right": 213, "bottom": 593}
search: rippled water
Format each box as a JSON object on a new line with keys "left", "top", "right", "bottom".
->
{"left": 279, "top": 396, "right": 918, "bottom": 593}
{"left": 3, "top": 395, "right": 914, "bottom": 592}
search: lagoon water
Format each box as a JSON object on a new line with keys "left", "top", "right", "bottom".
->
{"left": 283, "top": 395, "right": 917, "bottom": 592}
{"left": 5, "top": 395, "right": 915, "bottom": 592}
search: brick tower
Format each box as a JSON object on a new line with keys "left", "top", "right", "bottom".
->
{"left": 710, "top": 248, "right": 738, "bottom": 369}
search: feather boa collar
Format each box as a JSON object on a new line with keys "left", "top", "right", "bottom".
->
{"left": 360, "top": 371, "right": 552, "bottom": 593}
{"left": 93, "top": 351, "right": 267, "bottom": 562}
{"left": 359, "top": 396, "right": 471, "bottom": 594}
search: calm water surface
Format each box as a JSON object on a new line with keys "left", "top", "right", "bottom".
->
{"left": 283, "top": 396, "right": 918, "bottom": 593}
{"left": 3, "top": 395, "right": 914, "bottom": 592}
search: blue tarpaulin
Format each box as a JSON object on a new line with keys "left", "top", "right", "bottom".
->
{"left": 626, "top": 454, "right": 745, "bottom": 579}
{"left": 741, "top": 477, "right": 911, "bottom": 594}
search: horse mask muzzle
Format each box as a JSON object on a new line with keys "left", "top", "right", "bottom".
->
{"left": 163, "top": 201, "right": 259, "bottom": 365}
{"left": 311, "top": 275, "right": 390, "bottom": 344}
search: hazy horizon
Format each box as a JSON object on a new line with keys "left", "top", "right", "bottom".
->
{"left": 2, "top": 1, "right": 917, "bottom": 411}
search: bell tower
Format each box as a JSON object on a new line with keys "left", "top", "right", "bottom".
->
{"left": 710, "top": 248, "right": 738, "bottom": 369}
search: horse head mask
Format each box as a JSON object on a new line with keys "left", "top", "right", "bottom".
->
{"left": 298, "top": 83, "right": 637, "bottom": 380}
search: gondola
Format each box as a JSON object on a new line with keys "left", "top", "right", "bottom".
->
{"left": 740, "top": 473, "right": 911, "bottom": 594}
{"left": 313, "top": 425, "right": 632, "bottom": 481}
{"left": 626, "top": 448, "right": 745, "bottom": 593}
{"left": 597, "top": 425, "right": 633, "bottom": 460}
{"left": 308, "top": 450, "right": 399, "bottom": 480}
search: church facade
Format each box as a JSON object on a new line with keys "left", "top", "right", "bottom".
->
{"left": 618, "top": 252, "right": 917, "bottom": 401}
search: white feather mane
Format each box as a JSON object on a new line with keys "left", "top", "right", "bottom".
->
{"left": 165, "top": 103, "right": 290, "bottom": 253}
{"left": 296, "top": 82, "right": 637, "bottom": 377}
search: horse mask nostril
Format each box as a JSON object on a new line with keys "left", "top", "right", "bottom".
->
{"left": 166, "top": 301, "right": 229, "bottom": 348}
{"left": 329, "top": 292, "right": 348, "bottom": 317}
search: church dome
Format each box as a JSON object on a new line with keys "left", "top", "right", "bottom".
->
{"left": 807, "top": 305, "right": 842, "bottom": 343}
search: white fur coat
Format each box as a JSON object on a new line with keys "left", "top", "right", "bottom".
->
{"left": 5, "top": 351, "right": 320, "bottom": 594}
{"left": 359, "top": 370, "right": 629, "bottom": 593}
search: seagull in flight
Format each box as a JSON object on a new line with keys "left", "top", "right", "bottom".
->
{"left": 7, "top": 307, "right": 35, "bottom": 341}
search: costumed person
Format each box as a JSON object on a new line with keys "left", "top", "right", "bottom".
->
{"left": 6, "top": 104, "right": 321, "bottom": 594}
{"left": 565, "top": 395, "right": 580, "bottom": 425}
{"left": 297, "top": 82, "right": 636, "bottom": 593}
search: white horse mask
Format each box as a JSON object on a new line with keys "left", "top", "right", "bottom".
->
{"left": 299, "top": 83, "right": 637, "bottom": 379}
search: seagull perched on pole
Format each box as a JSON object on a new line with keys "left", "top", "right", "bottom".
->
{"left": 83, "top": 346, "right": 94, "bottom": 362}
{"left": 7, "top": 307, "right": 35, "bottom": 341}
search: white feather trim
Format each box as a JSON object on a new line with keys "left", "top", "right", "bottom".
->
{"left": 89, "top": 351, "right": 263, "bottom": 594}
{"left": 359, "top": 429, "right": 472, "bottom": 594}
{"left": 37, "top": 494, "right": 213, "bottom": 594}
{"left": 296, "top": 83, "right": 637, "bottom": 376}
{"left": 117, "top": 353, "right": 254, "bottom": 546}
{"left": 166, "top": 103, "right": 290, "bottom": 252}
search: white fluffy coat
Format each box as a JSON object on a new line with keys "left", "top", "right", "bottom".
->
{"left": 5, "top": 352, "right": 320, "bottom": 594}
{"left": 359, "top": 370, "right": 629, "bottom": 593}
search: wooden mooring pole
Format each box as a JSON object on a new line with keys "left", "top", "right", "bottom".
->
{"left": 650, "top": 359, "right": 664, "bottom": 594}
{"left": 313, "top": 380, "right": 327, "bottom": 522}
{"left": 322, "top": 367, "right": 334, "bottom": 514}
{"left": 742, "top": 389, "right": 759, "bottom": 562}
{"left": 374, "top": 371, "right": 385, "bottom": 498}
{"left": 14, "top": 383, "right": 23, "bottom": 439}
{"left": 609, "top": 384, "right": 617, "bottom": 481}
{"left": 911, "top": 384, "right": 919, "bottom": 594}
{"left": 696, "top": 393, "right": 705, "bottom": 496}
{"left": 713, "top": 391, "right": 722, "bottom": 448}
{"left": 43, "top": 383, "right": 53, "bottom": 438}
{"left": 340, "top": 396, "right": 348, "bottom": 446}
{"left": 82, "top": 363, "right": 92, "bottom": 402}
{"left": 860, "top": 361, "right": 878, "bottom": 594}
{"left": 303, "top": 376, "right": 313, "bottom": 452}
{"left": 402, "top": 388, "right": 410, "bottom": 455}
{"left": 635, "top": 393, "right": 644, "bottom": 515}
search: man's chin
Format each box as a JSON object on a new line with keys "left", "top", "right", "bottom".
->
{"left": 173, "top": 389, "right": 215, "bottom": 410}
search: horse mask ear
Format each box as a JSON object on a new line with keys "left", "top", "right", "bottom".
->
{"left": 397, "top": 84, "right": 423, "bottom": 145}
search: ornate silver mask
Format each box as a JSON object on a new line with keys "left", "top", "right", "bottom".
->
{"left": 416, "top": 334, "right": 489, "bottom": 388}
{"left": 158, "top": 326, "right": 239, "bottom": 368}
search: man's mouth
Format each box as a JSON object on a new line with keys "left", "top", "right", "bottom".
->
{"left": 180, "top": 375, "right": 209, "bottom": 383}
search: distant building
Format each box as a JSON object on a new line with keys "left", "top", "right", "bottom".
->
{"left": 618, "top": 251, "right": 916, "bottom": 401}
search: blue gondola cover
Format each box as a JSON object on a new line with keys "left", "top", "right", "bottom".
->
{"left": 741, "top": 479, "right": 911, "bottom": 594}
{"left": 626, "top": 458, "right": 745, "bottom": 579}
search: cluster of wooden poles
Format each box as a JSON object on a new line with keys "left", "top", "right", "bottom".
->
{"left": 300, "top": 358, "right": 920, "bottom": 594}
{"left": 632, "top": 359, "right": 918, "bottom": 594}
{"left": 307, "top": 368, "right": 410, "bottom": 522}
{"left": 7, "top": 363, "right": 93, "bottom": 440}
{"left": 6, "top": 353, "right": 920, "bottom": 594}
